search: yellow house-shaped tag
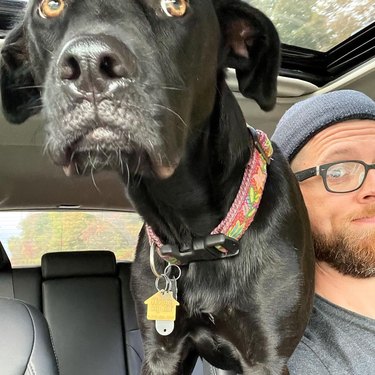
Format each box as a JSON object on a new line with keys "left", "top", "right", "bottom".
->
{"left": 144, "top": 291, "right": 180, "bottom": 321}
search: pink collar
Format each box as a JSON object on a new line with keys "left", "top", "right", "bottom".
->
{"left": 146, "top": 127, "right": 273, "bottom": 263}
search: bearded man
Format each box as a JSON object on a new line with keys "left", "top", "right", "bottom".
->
{"left": 272, "top": 90, "right": 375, "bottom": 375}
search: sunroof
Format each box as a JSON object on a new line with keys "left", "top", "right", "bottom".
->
{"left": 248, "top": 0, "right": 375, "bottom": 52}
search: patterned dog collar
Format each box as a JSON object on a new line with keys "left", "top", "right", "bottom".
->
{"left": 146, "top": 127, "right": 273, "bottom": 264}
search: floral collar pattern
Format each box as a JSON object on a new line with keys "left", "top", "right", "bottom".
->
{"left": 146, "top": 127, "right": 273, "bottom": 264}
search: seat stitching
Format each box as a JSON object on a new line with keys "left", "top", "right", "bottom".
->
{"left": 22, "top": 302, "right": 60, "bottom": 374}
{"left": 27, "top": 361, "right": 36, "bottom": 375}
{"left": 20, "top": 302, "right": 36, "bottom": 375}
{"left": 46, "top": 323, "right": 60, "bottom": 374}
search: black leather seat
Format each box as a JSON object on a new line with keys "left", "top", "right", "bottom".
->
{"left": 0, "top": 297, "right": 59, "bottom": 375}
{"left": 0, "top": 243, "right": 233, "bottom": 375}
{"left": 0, "top": 241, "right": 14, "bottom": 298}
{"left": 41, "top": 251, "right": 207, "bottom": 375}
{"left": 41, "top": 251, "right": 127, "bottom": 375}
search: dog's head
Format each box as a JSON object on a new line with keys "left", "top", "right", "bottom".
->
{"left": 1, "top": 0, "right": 279, "bottom": 179}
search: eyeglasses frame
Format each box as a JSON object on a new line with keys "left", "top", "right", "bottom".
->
{"left": 294, "top": 159, "right": 375, "bottom": 193}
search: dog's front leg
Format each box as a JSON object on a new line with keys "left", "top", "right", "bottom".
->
{"left": 131, "top": 236, "right": 197, "bottom": 374}
{"left": 140, "top": 317, "right": 196, "bottom": 375}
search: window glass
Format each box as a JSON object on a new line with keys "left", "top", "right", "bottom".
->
{"left": 247, "top": 0, "right": 374, "bottom": 52}
{"left": 0, "top": 211, "right": 143, "bottom": 267}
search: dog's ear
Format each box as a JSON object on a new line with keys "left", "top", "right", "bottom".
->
{"left": 217, "top": 2, "right": 280, "bottom": 111}
{"left": 1, "top": 23, "right": 41, "bottom": 124}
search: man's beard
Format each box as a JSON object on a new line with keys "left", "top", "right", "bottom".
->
{"left": 313, "top": 224, "right": 375, "bottom": 278}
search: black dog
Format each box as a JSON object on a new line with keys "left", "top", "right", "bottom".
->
{"left": 1, "top": 0, "right": 314, "bottom": 373}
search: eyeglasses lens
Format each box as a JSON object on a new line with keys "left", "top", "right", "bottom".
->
{"left": 326, "top": 162, "right": 365, "bottom": 192}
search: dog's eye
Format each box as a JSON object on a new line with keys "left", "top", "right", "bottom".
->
{"left": 160, "top": 0, "right": 188, "bottom": 17}
{"left": 38, "top": 0, "right": 66, "bottom": 19}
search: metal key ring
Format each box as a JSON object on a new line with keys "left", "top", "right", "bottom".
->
{"left": 155, "top": 274, "right": 170, "bottom": 292}
{"left": 150, "top": 243, "right": 172, "bottom": 278}
{"left": 164, "top": 263, "right": 182, "bottom": 281}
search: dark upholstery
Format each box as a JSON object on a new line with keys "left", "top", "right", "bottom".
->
{"left": 118, "top": 263, "right": 144, "bottom": 371}
{"left": 13, "top": 268, "right": 43, "bottom": 310}
{"left": 0, "top": 297, "right": 59, "bottom": 375}
{"left": 0, "top": 246, "right": 230, "bottom": 375}
{"left": 0, "top": 242, "right": 14, "bottom": 298}
{"left": 42, "top": 250, "right": 116, "bottom": 279}
{"left": 41, "top": 251, "right": 127, "bottom": 375}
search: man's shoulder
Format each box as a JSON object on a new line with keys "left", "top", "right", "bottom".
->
{"left": 287, "top": 298, "right": 336, "bottom": 375}
{"left": 288, "top": 295, "right": 375, "bottom": 375}
{"left": 288, "top": 336, "right": 331, "bottom": 375}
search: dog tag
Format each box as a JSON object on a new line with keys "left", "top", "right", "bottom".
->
{"left": 144, "top": 290, "right": 179, "bottom": 321}
{"left": 155, "top": 320, "right": 175, "bottom": 336}
{"left": 145, "top": 290, "right": 179, "bottom": 336}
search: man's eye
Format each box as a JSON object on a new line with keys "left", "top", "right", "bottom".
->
{"left": 327, "top": 166, "right": 347, "bottom": 179}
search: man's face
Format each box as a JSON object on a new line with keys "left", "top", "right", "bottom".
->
{"left": 291, "top": 119, "right": 375, "bottom": 278}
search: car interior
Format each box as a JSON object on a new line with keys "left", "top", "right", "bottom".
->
{"left": 0, "top": 0, "right": 374, "bottom": 374}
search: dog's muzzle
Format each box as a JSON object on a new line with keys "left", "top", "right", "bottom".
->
{"left": 45, "top": 34, "right": 182, "bottom": 180}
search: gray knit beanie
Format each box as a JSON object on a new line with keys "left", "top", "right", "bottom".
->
{"left": 271, "top": 90, "right": 375, "bottom": 161}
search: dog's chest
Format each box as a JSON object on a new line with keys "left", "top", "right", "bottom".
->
{"left": 179, "top": 262, "right": 238, "bottom": 315}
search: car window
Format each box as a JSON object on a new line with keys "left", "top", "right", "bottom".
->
{"left": 249, "top": 0, "right": 374, "bottom": 51}
{"left": 0, "top": 210, "right": 143, "bottom": 267}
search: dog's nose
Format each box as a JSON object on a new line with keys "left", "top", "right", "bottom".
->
{"left": 57, "top": 35, "right": 137, "bottom": 96}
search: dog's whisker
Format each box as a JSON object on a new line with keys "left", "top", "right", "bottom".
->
{"left": 70, "top": 150, "right": 76, "bottom": 163}
{"left": 159, "top": 86, "right": 186, "bottom": 91}
{"left": 74, "top": 162, "right": 79, "bottom": 175}
{"left": 137, "top": 174, "right": 143, "bottom": 188}
{"left": 82, "top": 156, "right": 90, "bottom": 175}
{"left": 109, "top": 92, "right": 156, "bottom": 120}
{"left": 153, "top": 103, "right": 188, "bottom": 129}
{"left": 42, "top": 138, "right": 51, "bottom": 156}
{"left": 125, "top": 161, "right": 130, "bottom": 187}
{"left": 148, "top": 139, "right": 155, "bottom": 154}
{"left": 27, "top": 105, "right": 44, "bottom": 111}
{"left": 102, "top": 148, "right": 110, "bottom": 159}
{"left": 135, "top": 155, "right": 141, "bottom": 176}
{"left": 115, "top": 149, "right": 120, "bottom": 166}
{"left": 14, "top": 85, "right": 45, "bottom": 90}
{"left": 0, "top": 195, "right": 10, "bottom": 207}
{"left": 90, "top": 167, "right": 101, "bottom": 193}
{"left": 89, "top": 151, "right": 96, "bottom": 171}
{"left": 81, "top": 162, "right": 88, "bottom": 176}
{"left": 118, "top": 150, "right": 125, "bottom": 175}
{"left": 136, "top": 82, "right": 186, "bottom": 92}
{"left": 40, "top": 45, "right": 54, "bottom": 56}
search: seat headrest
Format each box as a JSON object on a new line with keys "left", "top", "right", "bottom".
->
{"left": 0, "top": 242, "right": 11, "bottom": 271}
{"left": 42, "top": 251, "right": 117, "bottom": 279}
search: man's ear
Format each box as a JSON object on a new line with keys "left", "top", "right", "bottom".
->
{"left": 1, "top": 23, "right": 41, "bottom": 124}
{"left": 217, "top": 1, "right": 280, "bottom": 111}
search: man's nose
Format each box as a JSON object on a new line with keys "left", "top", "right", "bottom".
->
{"left": 56, "top": 35, "right": 137, "bottom": 98}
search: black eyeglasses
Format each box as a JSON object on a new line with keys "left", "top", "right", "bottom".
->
{"left": 294, "top": 160, "right": 375, "bottom": 193}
